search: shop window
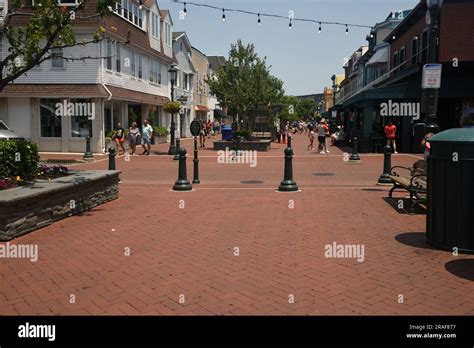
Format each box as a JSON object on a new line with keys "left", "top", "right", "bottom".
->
{"left": 40, "top": 99, "right": 62, "bottom": 138}
{"left": 69, "top": 99, "right": 93, "bottom": 138}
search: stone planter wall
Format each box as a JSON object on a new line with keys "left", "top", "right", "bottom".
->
{"left": 154, "top": 135, "right": 168, "bottom": 144}
{"left": 0, "top": 170, "right": 120, "bottom": 241}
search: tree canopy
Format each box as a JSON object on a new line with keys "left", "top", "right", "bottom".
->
{"left": 206, "top": 39, "right": 284, "bottom": 120}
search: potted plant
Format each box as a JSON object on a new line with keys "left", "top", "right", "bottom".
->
{"left": 153, "top": 126, "right": 169, "bottom": 144}
{"left": 163, "top": 101, "right": 181, "bottom": 114}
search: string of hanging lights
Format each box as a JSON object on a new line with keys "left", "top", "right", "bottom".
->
{"left": 173, "top": 0, "right": 374, "bottom": 34}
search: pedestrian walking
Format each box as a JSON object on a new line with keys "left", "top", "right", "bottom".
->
{"left": 199, "top": 120, "right": 206, "bottom": 147}
{"left": 281, "top": 127, "right": 287, "bottom": 144}
{"left": 384, "top": 120, "right": 398, "bottom": 153}
{"left": 141, "top": 119, "right": 153, "bottom": 155}
{"left": 317, "top": 120, "right": 329, "bottom": 154}
{"left": 128, "top": 122, "right": 141, "bottom": 155}
{"left": 113, "top": 122, "right": 126, "bottom": 155}
{"left": 213, "top": 119, "right": 220, "bottom": 135}
{"left": 307, "top": 128, "right": 315, "bottom": 151}
{"left": 206, "top": 120, "right": 212, "bottom": 138}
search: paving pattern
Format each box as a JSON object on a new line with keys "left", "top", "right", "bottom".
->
{"left": 1, "top": 134, "right": 473, "bottom": 315}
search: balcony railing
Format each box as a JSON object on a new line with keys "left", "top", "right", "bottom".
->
{"left": 335, "top": 46, "right": 427, "bottom": 105}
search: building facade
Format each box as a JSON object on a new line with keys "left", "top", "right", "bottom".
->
{"left": 333, "top": 0, "right": 474, "bottom": 153}
{"left": 191, "top": 46, "right": 210, "bottom": 122}
{"left": 172, "top": 31, "right": 195, "bottom": 138}
{"left": 0, "top": 0, "right": 175, "bottom": 153}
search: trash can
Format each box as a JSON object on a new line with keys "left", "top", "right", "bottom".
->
{"left": 221, "top": 125, "right": 233, "bottom": 141}
{"left": 426, "top": 128, "right": 474, "bottom": 253}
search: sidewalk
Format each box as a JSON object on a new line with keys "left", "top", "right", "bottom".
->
{"left": 1, "top": 133, "right": 472, "bottom": 315}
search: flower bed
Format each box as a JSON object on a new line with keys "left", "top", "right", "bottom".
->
{"left": 0, "top": 139, "right": 72, "bottom": 191}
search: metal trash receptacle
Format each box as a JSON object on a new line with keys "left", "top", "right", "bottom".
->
{"left": 427, "top": 128, "right": 474, "bottom": 253}
{"left": 221, "top": 125, "right": 233, "bottom": 141}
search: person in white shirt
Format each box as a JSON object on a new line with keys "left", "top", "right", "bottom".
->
{"left": 141, "top": 119, "right": 154, "bottom": 156}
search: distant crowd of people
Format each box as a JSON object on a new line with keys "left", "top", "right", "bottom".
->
{"left": 111, "top": 118, "right": 222, "bottom": 155}
{"left": 110, "top": 110, "right": 474, "bottom": 156}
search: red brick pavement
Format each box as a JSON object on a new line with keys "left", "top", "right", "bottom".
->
{"left": 1, "top": 134, "right": 473, "bottom": 315}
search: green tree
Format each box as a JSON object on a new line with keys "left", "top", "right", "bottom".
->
{"left": 206, "top": 39, "right": 284, "bottom": 123}
{"left": 296, "top": 98, "right": 317, "bottom": 120}
{"left": 0, "top": 0, "right": 126, "bottom": 91}
{"left": 279, "top": 95, "right": 299, "bottom": 124}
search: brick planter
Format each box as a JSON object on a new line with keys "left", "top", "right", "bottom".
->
{"left": 0, "top": 170, "right": 120, "bottom": 241}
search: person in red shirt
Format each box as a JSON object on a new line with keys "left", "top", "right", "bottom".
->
{"left": 384, "top": 120, "right": 398, "bottom": 154}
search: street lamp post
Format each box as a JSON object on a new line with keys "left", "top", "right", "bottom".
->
{"left": 331, "top": 74, "right": 338, "bottom": 129}
{"left": 168, "top": 65, "right": 178, "bottom": 156}
{"left": 424, "top": 0, "right": 443, "bottom": 134}
{"left": 331, "top": 75, "right": 337, "bottom": 110}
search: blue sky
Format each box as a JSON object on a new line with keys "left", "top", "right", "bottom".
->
{"left": 167, "top": 0, "right": 419, "bottom": 96}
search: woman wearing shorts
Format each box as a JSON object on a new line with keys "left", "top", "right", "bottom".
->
{"left": 113, "top": 122, "right": 126, "bottom": 155}
{"left": 128, "top": 122, "right": 141, "bottom": 155}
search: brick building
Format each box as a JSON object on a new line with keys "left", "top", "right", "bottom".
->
{"left": 335, "top": 0, "right": 474, "bottom": 153}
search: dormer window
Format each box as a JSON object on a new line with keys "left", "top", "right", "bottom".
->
{"left": 115, "top": 0, "right": 144, "bottom": 29}
{"left": 151, "top": 13, "right": 159, "bottom": 38}
{"left": 164, "top": 22, "right": 171, "bottom": 46}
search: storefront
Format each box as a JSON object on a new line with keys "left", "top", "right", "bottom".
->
{"left": 0, "top": 84, "right": 169, "bottom": 153}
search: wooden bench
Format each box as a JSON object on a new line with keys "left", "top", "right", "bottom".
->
{"left": 389, "top": 160, "right": 427, "bottom": 213}
{"left": 252, "top": 132, "right": 272, "bottom": 139}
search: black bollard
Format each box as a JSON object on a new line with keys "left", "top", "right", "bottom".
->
{"left": 173, "top": 138, "right": 181, "bottom": 160}
{"left": 173, "top": 148, "right": 192, "bottom": 191}
{"left": 83, "top": 136, "right": 94, "bottom": 161}
{"left": 192, "top": 137, "right": 200, "bottom": 184}
{"left": 349, "top": 136, "right": 361, "bottom": 161}
{"left": 377, "top": 145, "right": 393, "bottom": 185}
{"left": 278, "top": 147, "right": 299, "bottom": 192}
{"left": 287, "top": 133, "right": 292, "bottom": 148}
{"left": 108, "top": 146, "right": 116, "bottom": 170}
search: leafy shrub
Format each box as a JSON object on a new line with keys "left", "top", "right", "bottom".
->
{"left": 153, "top": 126, "right": 169, "bottom": 137}
{"left": 0, "top": 140, "right": 40, "bottom": 180}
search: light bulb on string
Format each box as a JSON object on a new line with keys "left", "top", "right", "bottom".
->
{"left": 345, "top": 24, "right": 349, "bottom": 35}
{"left": 183, "top": 2, "right": 187, "bottom": 15}
{"left": 289, "top": 18, "right": 292, "bottom": 30}
{"left": 257, "top": 13, "right": 261, "bottom": 26}
{"left": 318, "top": 22, "right": 322, "bottom": 33}
{"left": 222, "top": 8, "right": 226, "bottom": 22}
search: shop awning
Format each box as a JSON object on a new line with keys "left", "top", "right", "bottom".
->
{"left": 366, "top": 46, "right": 389, "bottom": 66}
{"left": 195, "top": 105, "right": 209, "bottom": 112}
{"left": 106, "top": 86, "right": 169, "bottom": 106}
{"left": 0, "top": 84, "right": 109, "bottom": 97}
